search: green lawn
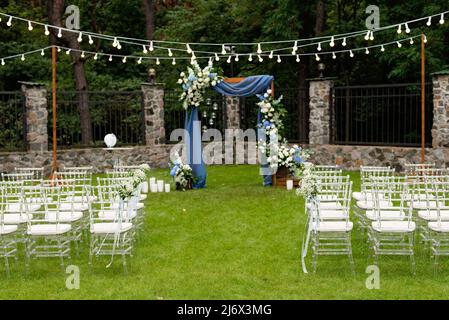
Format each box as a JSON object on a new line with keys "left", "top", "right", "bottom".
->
{"left": 2, "top": 165, "right": 449, "bottom": 299}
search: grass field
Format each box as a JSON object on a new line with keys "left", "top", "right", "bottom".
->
{"left": 1, "top": 165, "right": 449, "bottom": 299}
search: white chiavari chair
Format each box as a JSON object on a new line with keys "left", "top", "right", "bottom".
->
{"left": 0, "top": 186, "right": 19, "bottom": 277}
{"left": 14, "top": 167, "right": 44, "bottom": 181}
{"left": 405, "top": 163, "right": 435, "bottom": 176}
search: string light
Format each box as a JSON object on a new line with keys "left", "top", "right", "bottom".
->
{"left": 364, "top": 30, "right": 370, "bottom": 41}
{"left": 21, "top": 54, "right": 25, "bottom": 61}
{"left": 315, "top": 54, "right": 320, "bottom": 61}
{"left": 94, "top": 53, "right": 98, "bottom": 60}
{"left": 137, "top": 57, "right": 142, "bottom": 64}
{"left": 397, "top": 41, "right": 402, "bottom": 48}
{"left": 349, "top": 50, "right": 354, "bottom": 58}
{"left": 57, "top": 28, "right": 62, "bottom": 38}
{"left": 1, "top": 59, "right": 4, "bottom": 66}
{"left": 112, "top": 37, "right": 118, "bottom": 47}
{"left": 116, "top": 41, "right": 122, "bottom": 50}
{"left": 405, "top": 23, "right": 411, "bottom": 33}
{"left": 424, "top": 35, "right": 428, "bottom": 43}
{"left": 88, "top": 35, "right": 94, "bottom": 45}
{"left": 122, "top": 56, "right": 127, "bottom": 63}
{"left": 57, "top": 47, "right": 61, "bottom": 52}
{"left": 221, "top": 44, "right": 226, "bottom": 55}
{"left": 248, "top": 54, "right": 253, "bottom": 62}
{"left": 330, "top": 36, "right": 335, "bottom": 47}
{"left": 156, "top": 58, "right": 160, "bottom": 65}
{"left": 226, "top": 55, "right": 231, "bottom": 63}
{"left": 186, "top": 43, "right": 192, "bottom": 54}
{"left": 296, "top": 55, "right": 300, "bottom": 62}
{"left": 258, "top": 55, "right": 263, "bottom": 62}
{"left": 235, "top": 54, "right": 239, "bottom": 62}
{"left": 277, "top": 55, "right": 281, "bottom": 63}
{"left": 81, "top": 51, "right": 85, "bottom": 58}
{"left": 6, "top": 16, "right": 12, "bottom": 27}
{"left": 44, "top": 25, "right": 50, "bottom": 36}
{"left": 410, "top": 38, "right": 414, "bottom": 45}
{"left": 77, "top": 32, "right": 83, "bottom": 42}
{"left": 269, "top": 51, "right": 273, "bottom": 59}
{"left": 317, "top": 42, "right": 322, "bottom": 51}
{"left": 172, "top": 58, "right": 176, "bottom": 65}
{"left": 168, "top": 49, "right": 173, "bottom": 57}
{"left": 397, "top": 24, "right": 402, "bottom": 34}
{"left": 41, "top": 49, "right": 45, "bottom": 56}
{"left": 440, "top": 13, "right": 445, "bottom": 24}
{"left": 365, "top": 47, "right": 370, "bottom": 54}
{"left": 142, "top": 45, "right": 148, "bottom": 54}
{"left": 257, "top": 43, "right": 262, "bottom": 54}
{"left": 27, "top": 21, "right": 33, "bottom": 31}
{"left": 66, "top": 49, "right": 71, "bottom": 55}
{"left": 381, "top": 45, "right": 385, "bottom": 52}
{"left": 149, "top": 41, "right": 154, "bottom": 51}
{"left": 342, "top": 37, "right": 347, "bottom": 47}
{"left": 214, "top": 53, "right": 219, "bottom": 61}
{"left": 109, "top": 55, "right": 113, "bottom": 62}
{"left": 292, "top": 40, "right": 298, "bottom": 54}
{"left": 427, "top": 17, "right": 432, "bottom": 26}
{"left": 332, "top": 52, "right": 337, "bottom": 59}
{"left": 370, "top": 31, "right": 374, "bottom": 41}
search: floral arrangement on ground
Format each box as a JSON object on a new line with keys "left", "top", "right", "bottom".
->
{"left": 169, "top": 152, "right": 196, "bottom": 191}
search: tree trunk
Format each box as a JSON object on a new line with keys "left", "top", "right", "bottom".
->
{"left": 47, "top": 0, "right": 93, "bottom": 145}
{"left": 143, "top": 0, "right": 155, "bottom": 40}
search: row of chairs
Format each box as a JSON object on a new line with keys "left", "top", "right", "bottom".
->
{"left": 0, "top": 165, "right": 149, "bottom": 276}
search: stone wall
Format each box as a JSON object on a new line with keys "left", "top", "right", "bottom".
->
{"left": 308, "top": 79, "right": 332, "bottom": 145}
{"left": 432, "top": 71, "right": 449, "bottom": 148}
{"left": 142, "top": 83, "right": 166, "bottom": 146}
{"left": 225, "top": 96, "right": 240, "bottom": 129}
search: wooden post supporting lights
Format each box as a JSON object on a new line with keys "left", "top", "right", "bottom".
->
{"left": 421, "top": 33, "right": 426, "bottom": 164}
{"left": 51, "top": 46, "right": 58, "bottom": 176}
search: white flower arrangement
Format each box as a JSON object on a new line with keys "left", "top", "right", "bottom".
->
{"left": 117, "top": 179, "right": 135, "bottom": 200}
{"left": 296, "top": 163, "right": 318, "bottom": 201}
{"left": 117, "top": 164, "right": 151, "bottom": 200}
{"left": 178, "top": 60, "right": 222, "bottom": 111}
{"left": 257, "top": 89, "right": 286, "bottom": 138}
{"left": 169, "top": 152, "right": 195, "bottom": 191}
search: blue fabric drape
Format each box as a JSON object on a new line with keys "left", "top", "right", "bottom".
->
{"left": 185, "top": 107, "right": 206, "bottom": 188}
{"left": 185, "top": 75, "right": 274, "bottom": 188}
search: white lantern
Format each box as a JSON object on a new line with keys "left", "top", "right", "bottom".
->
{"left": 104, "top": 133, "right": 117, "bottom": 148}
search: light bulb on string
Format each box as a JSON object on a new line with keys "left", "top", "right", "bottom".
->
{"left": 21, "top": 54, "right": 25, "bottom": 61}
{"left": 330, "top": 36, "right": 335, "bottom": 47}
{"left": 381, "top": 45, "right": 385, "bottom": 52}
{"left": 427, "top": 16, "right": 432, "bottom": 26}
{"left": 137, "top": 57, "right": 142, "bottom": 64}
{"left": 6, "top": 16, "right": 12, "bottom": 27}
{"left": 116, "top": 41, "right": 122, "bottom": 50}
{"left": 1, "top": 59, "right": 4, "bottom": 66}
{"left": 172, "top": 58, "right": 176, "bottom": 65}
{"left": 208, "top": 57, "right": 213, "bottom": 66}
{"left": 342, "top": 37, "right": 347, "bottom": 47}
{"left": 143, "top": 45, "right": 148, "bottom": 54}
{"left": 57, "top": 47, "right": 61, "bottom": 52}
{"left": 292, "top": 40, "right": 298, "bottom": 55}
{"left": 269, "top": 51, "right": 273, "bottom": 59}
{"left": 112, "top": 37, "right": 118, "bottom": 47}
{"left": 349, "top": 50, "right": 354, "bottom": 58}
{"left": 168, "top": 49, "right": 173, "bottom": 57}
{"left": 317, "top": 42, "right": 322, "bottom": 51}
{"left": 257, "top": 43, "right": 262, "bottom": 54}
{"left": 221, "top": 44, "right": 226, "bottom": 55}
{"left": 332, "top": 52, "right": 337, "bottom": 59}
{"left": 109, "top": 55, "right": 113, "bottom": 62}
{"left": 277, "top": 55, "right": 281, "bottom": 63}
{"left": 81, "top": 51, "right": 85, "bottom": 58}
{"left": 88, "top": 35, "right": 94, "bottom": 45}
{"left": 66, "top": 49, "right": 71, "bottom": 55}
{"left": 57, "top": 28, "right": 62, "bottom": 38}
{"left": 364, "top": 30, "right": 370, "bottom": 41}
{"left": 405, "top": 23, "right": 410, "bottom": 33}
{"left": 122, "top": 56, "right": 127, "bottom": 63}
{"left": 424, "top": 35, "right": 428, "bottom": 43}
{"left": 397, "top": 24, "right": 402, "bottom": 34}
{"left": 369, "top": 31, "right": 374, "bottom": 41}
{"left": 191, "top": 51, "right": 196, "bottom": 60}
{"left": 227, "top": 55, "right": 232, "bottom": 63}
{"left": 40, "top": 49, "right": 45, "bottom": 56}
{"left": 156, "top": 58, "right": 160, "bottom": 65}
{"left": 410, "top": 38, "right": 414, "bottom": 45}
{"left": 94, "top": 53, "right": 98, "bottom": 60}
{"left": 258, "top": 55, "right": 263, "bottom": 62}
{"left": 186, "top": 43, "right": 192, "bottom": 54}
{"left": 28, "top": 21, "right": 33, "bottom": 31}
{"left": 397, "top": 41, "right": 402, "bottom": 48}
{"left": 365, "top": 47, "right": 370, "bottom": 54}
{"left": 215, "top": 53, "right": 220, "bottom": 61}
{"left": 248, "top": 54, "right": 253, "bottom": 62}
{"left": 315, "top": 54, "right": 320, "bottom": 62}
{"left": 235, "top": 54, "right": 239, "bottom": 62}
{"left": 296, "top": 55, "right": 300, "bottom": 62}
{"left": 440, "top": 13, "right": 445, "bottom": 24}
{"left": 44, "top": 25, "right": 50, "bottom": 36}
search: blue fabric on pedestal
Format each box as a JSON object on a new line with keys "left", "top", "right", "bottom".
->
{"left": 257, "top": 99, "right": 273, "bottom": 186}
{"left": 185, "top": 107, "right": 206, "bottom": 188}
{"left": 185, "top": 75, "right": 274, "bottom": 189}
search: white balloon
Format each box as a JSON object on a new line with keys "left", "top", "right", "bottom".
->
{"left": 104, "top": 133, "right": 117, "bottom": 148}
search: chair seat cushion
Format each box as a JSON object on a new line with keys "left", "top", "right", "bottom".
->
{"left": 2, "top": 213, "right": 33, "bottom": 224}
{"left": 6, "top": 203, "right": 41, "bottom": 213}
{"left": 371, "top": 221, "right": 416, "bottom": 233}
{"left": 316, "top": 209, "right": 348, "bottom": 220}
{"left": 0, "top": 225, "right": 18, "bottom": 235}
{"left": 428, "top": 222, "right": 449, "bottom": 232}
{"left": 27, "top": 224, "right": 71, "bottom": 236}
{"left": 366, "top": 210, "right": 406, "bottom": 221}
{"left": 356, "top": 200, "right": 392, "bottom": 210}
{"left": 98, "top": 210, "right": 137, "bottom": 221}
{"left": 418, "top": 210, "right": 449, "bottom": 221}
{"left": 352, "top": 192, "right": 384, "bottom": 201}
{"left": 139, "top": 194, "right": 147, "bottom": 201}
{"left": 410, "top": 201, "right": 443, "bottom": 209}
{"left": 312, "top": 221, "right": 353, "bottom": 232}
{"left": 67, "top": 195, "right": 97, "bottom": 203}
{"left": 112, "top": 202, "right": 144, "bottom": 210}
{"left": 59, "top": 202, "right": 89, "bottom": 211}
{"left": 46, "top": 211, "right": 83, "bottom": 222}
{"left": 90, "top": 222, "right": 133, "bottom": 234}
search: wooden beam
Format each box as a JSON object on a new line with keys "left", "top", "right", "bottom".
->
{"left": 224, "top": 77, "right": 246, "bottom": 83}
{"left": 421, "top": 33, "right": 426, "bottom": 164}
{"left": 51, "top": 46, "right": 58, "bottom": 177}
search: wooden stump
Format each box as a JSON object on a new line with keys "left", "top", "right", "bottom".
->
{"left": 273, "top": 166, "right": 300, "bottom": 187}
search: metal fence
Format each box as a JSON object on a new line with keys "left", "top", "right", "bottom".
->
{"left": 0, "top": 91, "right": 26, "bottom": 151}
{"left": 48, "top": 91, "right": 144, "bottom": 148}
{"left": 240, "top": 88, "right": 309, "bottom": 143}
{"left": 331, "top": 83, "right": 433, "bottom": 147}
{"left": 164, "top": 89, "right": 225, "bottom": 143}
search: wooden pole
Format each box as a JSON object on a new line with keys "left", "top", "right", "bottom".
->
{"left": 271, "top": 80, "right": 274, "bottom": 97}
{"left": 421, "top": 33, "right": 426, "bottom": 164}
{"left": 51, "top": 46, "right": 58, "bottom": 176}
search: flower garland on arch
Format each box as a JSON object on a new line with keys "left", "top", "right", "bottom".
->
{"left": 178, "top": 61, "right": 222, "bottom": 111}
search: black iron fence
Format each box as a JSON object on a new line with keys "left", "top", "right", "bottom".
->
{"left": 240, "top": 88, "right": 309, "bottom": 143}
{"left": 48, "top": 91, "right": 144, "bottom": 148}
{"left": 331, "top": 83, "right": 433, "bottom": 147}
{"left": 164, "top": 89, "right": 225, "bottom": 143}
{"left": 0, "top": 91, "right": 26, "bottom": 151}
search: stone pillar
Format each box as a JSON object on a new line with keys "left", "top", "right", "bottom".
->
{"left": 225, "top": 96, "right": 240, "bottom": 129}
{"left": 141, "top": 83, "right": 165, "bottom": 145}
{"left": 432, "top": 71, "right": 449, "bottom": 148}
{"left": 20, "top": 81, "right": 48, "bottom": 153}
{"left": 308, "top": 79, "right": 333, "bottom": 145}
